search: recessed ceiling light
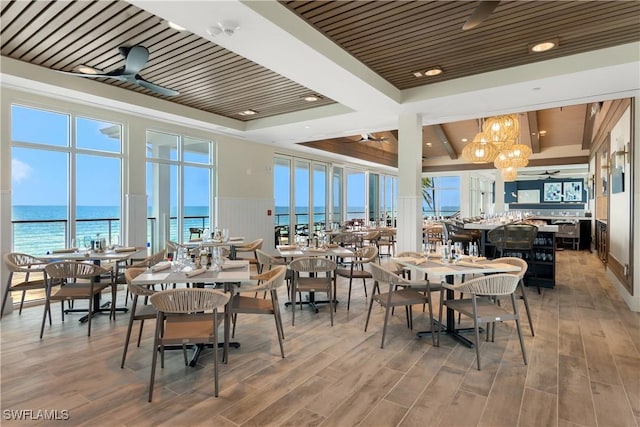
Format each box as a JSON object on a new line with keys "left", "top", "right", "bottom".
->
{"left": 413, "top": 71, "right": 423, "bottom": 78}
{"left": 530, "top": 39, "right": 558, "bottom": 53}
{"left": 304, "top": 125, "right": 311, "bottom": 129}
{"left": 424, "top": 67, "right": 443, "bottom": 76}
{"left": 539, "top": 130, "right": 547, "bottom": 136}
{"left": 303, "top": 95, "right": 320, "bottom": 102}
{"left": 239, "top": 109, "right": 258, "bottom": 116}
{"left": 461, "top": 138, "right": 468, "bottom": 142}
{"left": 74, "top": 65, "right": 101, "bottom": 74}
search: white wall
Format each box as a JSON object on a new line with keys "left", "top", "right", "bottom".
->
{"left": 608, "top": 107, "right": 631, "bottom": 270}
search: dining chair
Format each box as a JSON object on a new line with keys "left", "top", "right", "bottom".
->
{"left": 41, "top": 261, "right": 115, "bottom": 338}
{"left": 121, "top": 267, "right": 157, "bottom": 368}
{"left": 148, "top": 288, "right": 230, "bottom": 401}
{"left": 288, "top": 257, "right": 337, "bottom": 326}
{"left": 376, "top": 228, "right": 396, "bottom": 258}
{"left": 335, "top": 245, "right": 378, "bottom": 310}
{"left": 2, "top": 253, "right": 49, "bottom": 318}
{"left": 365, "top": 263, "right": 436, "bottom": 348}
{"left": 229, "top": 265, "right": 287, "bottom": 359}
{"left": 256, "top": 249, "right": 292, "bottom": 295}
{"left": 438, "top": 273, "right": 527, "bottom": 370}
{"left": 234, "top": 238, "right": 263, "bottom": 266}
{"left": 489, "top": 257, "right": 535, "bottom": 336}
{"left": 121, "top": 249, "right": 166, "bottom": 302}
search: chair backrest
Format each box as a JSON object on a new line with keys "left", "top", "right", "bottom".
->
{"left": 370, "top": 263, "right": 401, "bottom": 287}
{"left": 149, "top": 288, "right": 230, "bottom": 314}
{"left": 424, "top": 224, "right": 443, "bottom": 242}
{"left": 131, "top": 249, "right": 167, "bottom": 268}
{"left": 332, "top": 232, "right": 357, "bottom": 246}
{"left": 442, "top": 221, "right": 473, "bottom": 242}
{"left": 355, "top": 245, "right": 378, "bottom": 262}
{"left": 362, "top": 230, "right": 380, "bottom": 241}
{"left": 378, "top": 228, "right": 396, "bottom": 240}
{"left": 256, "top": 249, "right": 279, "bottom": 269}
{"left": 288, "top": 257, "right": 337, "bottom": 274}
{"left": 454, "top": 273, "right": 519, "bottom": 296}
{"left": 125, "top": 267, "right": 156, "bottom": 297}
{"left": 44, "top": 261, "right": 109, "bottom": 280}
{"left": 4, "top": 252, "right": 44, "bottom": 272}
{"left": 251, "top": 265, "right": 287, "bottom": 292}
{"left": 556, "top": 222, "right": 579, "bottom": 238}
{"left": 243, "top": 238, "right": 264, "bottom": 251}
{"left": 491, "top": 257, "right": 527, "bottom": 279}
{"left": 488, "top": 224, "right": 538, "bottom": 250}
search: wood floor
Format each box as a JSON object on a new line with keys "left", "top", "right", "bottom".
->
{"left": 1, "top": 250, "right": 639, "bottom": 427}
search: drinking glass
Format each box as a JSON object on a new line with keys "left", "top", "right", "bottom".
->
{"left": 222, "top": 228, "right": 230, "bottom": 242}
{"left": 83, "top": 236, "right": 92, "bottom": 252}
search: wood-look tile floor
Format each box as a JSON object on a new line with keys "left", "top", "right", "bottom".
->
{"left": 1, "top": 250, "right": 639, "bottom": 427}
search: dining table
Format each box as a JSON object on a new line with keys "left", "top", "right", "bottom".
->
{"left": 392, "top": 256, "right": 521, "bottom": 347}
{"left": 131, "top": 260, "right": 251, "bottom": 366}
{"left": 277, "top": 244, "right": 354, "bottom": 312}
{"left": 184, "top": 238, "right": 245, "bottom": 259}
{"left": 38, "top": 247, "right": 147, "bottom": 322}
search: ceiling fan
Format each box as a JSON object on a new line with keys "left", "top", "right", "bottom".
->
{"left": 357, "top": 133, "right": 389, "bottom": 143}
{"left": 462, "top": 1, "right": 500, "bottom": 30}
{"left": 60, "top": 45, "right": 179, "bottom": 96}
{"left": 521, "top": 170, "right": 561, "bottom": 178}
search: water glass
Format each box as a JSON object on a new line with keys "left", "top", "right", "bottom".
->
{"left": 222, "top": 228, "right": 230, "bottom": 242}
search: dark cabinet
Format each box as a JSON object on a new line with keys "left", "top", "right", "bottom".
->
{"left": 596, "top": 221, "right": 607, "bottom": 263}
{"left": 481, "top": 230, "right": 556, "bottom": 289}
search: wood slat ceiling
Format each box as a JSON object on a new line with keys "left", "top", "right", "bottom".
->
{"left": 281, "top": 0, "right": 640, "bottom": 90}
{"left": 0, "top": 0, "right": 336, "bottom": 121}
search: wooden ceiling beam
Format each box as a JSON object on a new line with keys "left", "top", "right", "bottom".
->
{"left": 527, "top": 111, "right": 541, "bottom": 153}
{"left": 433, "top": 124, "right": 457, "bottom": 160}
{"left": 422, "top": 156, "right": 589, "bottom": 173}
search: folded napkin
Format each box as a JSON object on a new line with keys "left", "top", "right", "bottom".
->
{"left": 326, "top": 243, "right": 339, "bottom": 248}
{"left": 52, "top": 248, "right": 78, "bottom": 254}
{"left": 185, "top": 268, "right": 206, "bottom": 278}
{"left": 229, "top": 237, "right": 243, "bottom": 242}
{"left": 425, "top": 252, "right": 442, "bottom": 258}
{"left": 278, "top": 245, "right": 298, "bottom": 251}
{"left": 115, "top": 246, "right": 138, "bottom": 253}
{"left": 393, "top": 257, "right": 424, "bottom": 265}
{"left": 189, "top": 237, "right": 202, "bottom": 242}
{"left": 456, "top": 261, "right": 488, "bottom": 269}
{"left": 220, "top": 261, "right": 246, "bottom": 270}
{"left": 151, "top": 261, "right": 171, "bottom": 272}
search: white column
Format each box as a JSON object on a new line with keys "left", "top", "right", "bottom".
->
{"left": 124, "top": 124, "right": 148, "bottom": 249}
{"left": 0, "top": 98, "right": 13, "bottom": 313}
{"left": 460, "top": 172, "right": 471, "bottom": 217}
{"left": 396, "top": 113, "right": 423, "bottom": 253}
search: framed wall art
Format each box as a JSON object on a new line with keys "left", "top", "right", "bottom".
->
{"left": 563, "top": 181, "right": 583, "bottom": 202}
{"left": 543, "top": 182, "right": 562, "bottom": 202}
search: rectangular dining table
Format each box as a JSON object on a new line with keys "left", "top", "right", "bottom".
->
{"left": 277, "top": 245, "right": 354, "bottom": 312}
{"left": 131, "top": 261, "right": 251, "bottom": 365}
{"left": 392, "top": 257, "right": 521, "bottom": 347}
{"left": 38, "top": 248, "right": 147, "bottom": 322}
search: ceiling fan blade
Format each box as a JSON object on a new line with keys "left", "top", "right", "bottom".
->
{"left": 58, "top": 70, "right": 128, "bottom": 81}
{"left": 120, "top": 45, "right": 149, "bottom": 75}
{"left": 134, "top": 77, "right": 179, "bottom": 96}
{"left": 462, "top": 0, "right": 500, "bottom": 30}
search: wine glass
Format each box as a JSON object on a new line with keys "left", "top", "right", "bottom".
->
{"left": 83, "top": 236, "right": 92, "bottom": 253}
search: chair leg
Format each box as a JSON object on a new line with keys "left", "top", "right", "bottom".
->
{"left": 512, "top": 294, "right": 528, "bottom": 365}
{"left": 137, "top": 320, "right": 145, "bottom": 347}
{"left": 87, "top": 296, "right": 93, "bottom": 337}
{"left": 19, "top": 290, "right": 27, "bottom": 315}
{"left": 380, "top": 304, "right": 392, "bottom": 349}
{"left": 347, "top": 276, "right": 353, "bottom": 311}
{"left": 519, "top": 280, "right": 535, "bottom": 336}
{"left": 121, "top": 299, "right": 137, "bottom": 368}
{"left": 427, "top": 293, "right": 437, "bottom": 347}
{"left": 364, "top": 291, "right": 376, "bottom": 333}
{"left": 329, "top": 286, "right": 334, "bottom": 327}
{"left": 1, "top": 276, "right": 12, "bottom": 318}
{"left": 149, "top": 316, "right": 162, "bottom": 402}
{"left": 213, "top": 315, "right": 220, "bottom": 397}
{"left": 473, "top": 315, "right": 482, "bottom": 370}
{"left": 40, "top": 298, "right": 50, "bottom": 339}
{"left": 232, "top": 313, "right": 238, "bottom": 338}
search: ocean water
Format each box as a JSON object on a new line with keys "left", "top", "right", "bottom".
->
{"left": 12, "top": 205, "right": 209, "bottom": 255}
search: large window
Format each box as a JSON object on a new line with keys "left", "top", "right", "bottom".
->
{"left": 422, "top": 176, "right": 461, "bottom": 217}
{"left": 345, "top": 170, "right": 365, "bottom": 220}
{"left": 146, "top": 131, "right": 213, "bottom": 248}
{"left": 11, "top": 105, "right": 122, "bottom": 255}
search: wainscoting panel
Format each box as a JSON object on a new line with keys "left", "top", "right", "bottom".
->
{"left": 216, "top": 197, "right": 274, "bottom": 250}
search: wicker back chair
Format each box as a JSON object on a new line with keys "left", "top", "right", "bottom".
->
{"left": 335, "top": 245, "right": 378, "bottom": 311}
{"left": 235, "top": 238, "right": 263, "bottom": 265}
{"left": 41, "top": 261, "right": 114, "bottom": 338}
{"left": 331, "top": 232, "right": 358, "bottom": 249}
{"left": 2, "top": 252, "right": 48, "bottom": 317}
{"left": 288, "top": 257, "right": 337, "bottom": 326}
{"left": 376, "top": 228, "right": 396, "bottom": 258}
{"left": 365, "top": 263, "right": 435, "bottom": 348}
{"left": 148, "top": 288, "right": 230, "bottom": 401}
{"left": 489, "top": 257, "right": 534, "bottom": 336}
{"left": 230, "top": 265, "right": 287, "bottom": 358}
{"left": 487, "top": 223, "right": 539, "bottom": 293}
{"left": 121, "top": 267, "right": 157, "bottom": 368}
{"left": 555, "top": 222, "right": 580, "bottom": 250}
{"left": 439, "top": 273, "right": 526, "bottom": 370}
